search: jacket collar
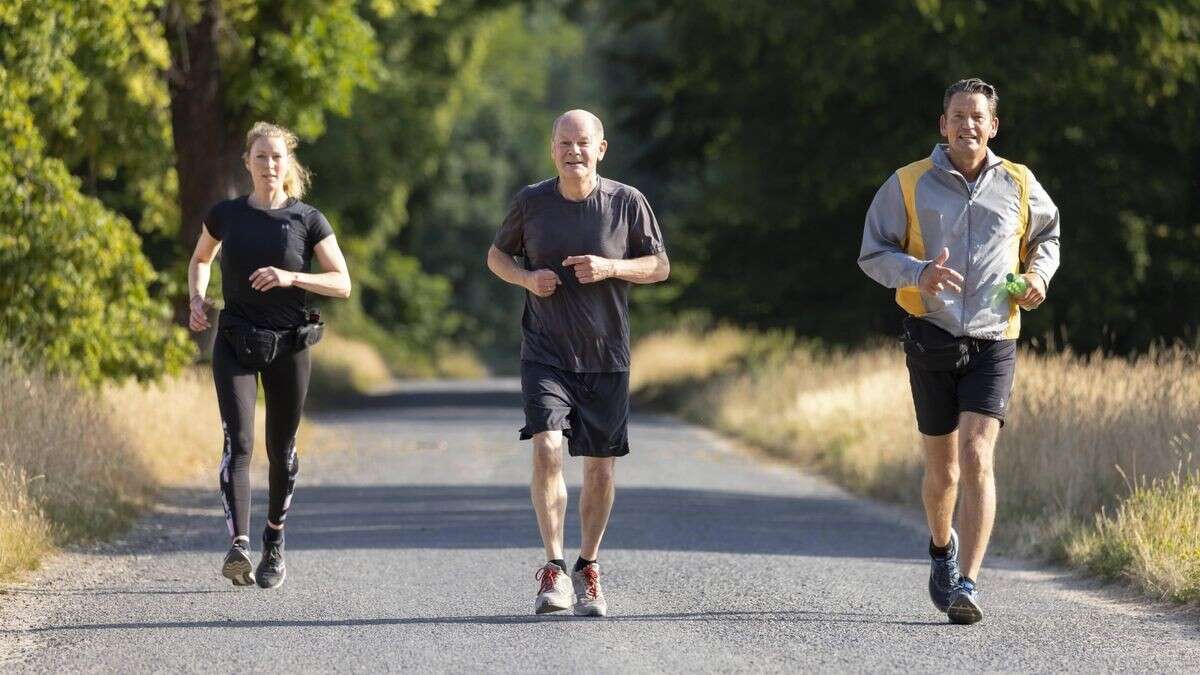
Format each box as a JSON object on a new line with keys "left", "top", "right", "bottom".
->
{"left": 930, "top": 143, "right": 1003, "bottom": 179}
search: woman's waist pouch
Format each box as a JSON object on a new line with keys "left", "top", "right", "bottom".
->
{"left": 220, "top": 311, "right": 324, "bottom": 369}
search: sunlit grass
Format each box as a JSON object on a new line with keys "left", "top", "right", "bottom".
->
{"left": 309, "top": 330, "right": 394, "bottom": 402}
{"left": 1066, "top": 470, "right": 1200, "bottom": 604}
{"left": 0, "top": 464, "right": 54, "bottom": 580}
{"left": 0, "top": 355, "right": 322, "bottom": 585}
{"left": 631, "top": 326, "right": 1200, "bottom": 605}
{"left": 0, "top": 360, "right": 153, "bottom": 545}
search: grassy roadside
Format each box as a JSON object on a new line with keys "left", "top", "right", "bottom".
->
{"left": 0, "top": 358, "right": 326, "bottom": 585}
{"left": 307, "top": 329, "right": 487, "bottom": 405}
{"left": 631, "top": 327, "right": 1200, "bottom": 606}
{"left": 0, "top": 327, "right": 470, "bottom": 585}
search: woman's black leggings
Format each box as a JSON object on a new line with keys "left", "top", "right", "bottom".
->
{"left": 212, "top": 331, "right": 311, "bottom": 540}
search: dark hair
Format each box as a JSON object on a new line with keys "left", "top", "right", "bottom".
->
{"left": 943, "top": 78, "right": 998, "bottom": 116}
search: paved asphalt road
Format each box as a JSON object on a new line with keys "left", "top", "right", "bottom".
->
{"left": 0, "top": 379, "right": 1196, "bottom": 672}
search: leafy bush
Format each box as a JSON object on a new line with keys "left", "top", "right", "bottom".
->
{"left": 0, "top": 65, "right": 193, "bottom": 384}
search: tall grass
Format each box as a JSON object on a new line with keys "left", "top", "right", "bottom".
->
{"left": 1067, "top": 470, "right": 1200, "bottom": 603}
{"left": 308, "top": 329, "right": 487, "bottom": 405}
{"left": 0, "top": 464, "right": 54, "bottom": 579}
{"left": 631, "top": 327, "right": 1200, "bottom": 604}
{"left": 0, "top": 355, "right": 323, "bottom": 584}
{"left": 309, "top": 330, "right": 395, "bottom": 402}
{"left": 1, "top": 360, "right": 153, "bottom": 544}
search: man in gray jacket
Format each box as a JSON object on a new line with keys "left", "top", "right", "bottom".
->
{"left": 858, "top": 78, "right": 1060, "bottom": 625}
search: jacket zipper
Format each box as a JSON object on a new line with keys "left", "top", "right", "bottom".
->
{"left": 962, "top": 175, "right": 972, "bottom": 334}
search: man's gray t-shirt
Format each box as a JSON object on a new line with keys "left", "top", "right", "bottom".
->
{"left": 493, "top": 176, "right": 666, "bottom": 373}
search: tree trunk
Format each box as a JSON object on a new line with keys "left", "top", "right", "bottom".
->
{"left": 165, "top": 0, "right": 245, "bottom": 253}
{"left": 164, "top": 0, "right": 246, "bottom": 351}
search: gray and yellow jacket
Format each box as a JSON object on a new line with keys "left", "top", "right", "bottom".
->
{"left": 858, "top": 145, "right": 1060, "bottom": 340}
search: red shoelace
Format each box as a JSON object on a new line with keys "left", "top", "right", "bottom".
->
{"left": 580, "top": 565, "right": 600, "bottom": 600}
{"left": 535, "top": 565, "right": 559, "bottom": 594}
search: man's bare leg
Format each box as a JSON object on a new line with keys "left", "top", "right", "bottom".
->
{"left": 922, "top": 429, "right": 959, "bottom": 547}
{"left": 956, "top": 412, "right": 999, "bottom": 581}
{"left": 579, "top": 457, "right": 616, "bottom": 561}
{"left": 531, "top": 431, "right": 567, "bottom": 562}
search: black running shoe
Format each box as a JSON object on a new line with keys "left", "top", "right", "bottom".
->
{"left": 928, "top": 529, "right": 960, "bottom": 613}
{"left": 947, "top": 578, "right": 984, "bottom": 625}
{"left": 221, "top": 542, "right": 255, "bottom": 587}
{"left": 256, "top": 540, "right": 286, "bottom": 590}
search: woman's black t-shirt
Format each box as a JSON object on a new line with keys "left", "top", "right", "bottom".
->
{"left": 204, "top": 196, "right": 335, "bottom": 330}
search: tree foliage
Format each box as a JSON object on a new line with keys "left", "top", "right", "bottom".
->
{"left": 401, "top": 5, "right": 591, "bottom": 360}
{"left": 305, "top": 1, "right": 582, "bottom": 364}
{"left": 600, "top": 0, "right": 1200, "bottom": 351}
{"left": 0, "top": 0, "right": 193, "bottom": 384}
{"left": 163, "top": 0, "right": 382, "bottom": 253}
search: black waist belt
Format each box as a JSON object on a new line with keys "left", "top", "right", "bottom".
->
{"left": 900, "top": 316, "right": 996, "bottom": 371}
{"left": 221, "top": 317, "right": 324, "bottom": 370}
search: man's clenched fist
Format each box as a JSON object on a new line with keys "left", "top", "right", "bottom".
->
{"left": 525, "top": 269, "right": 561, "bottom": 297}
{"left": 562, "top": 255, "right": 616, "bottom": 284}
{"left": 1015, "top": 273, "right": 1047, "bottom": 310}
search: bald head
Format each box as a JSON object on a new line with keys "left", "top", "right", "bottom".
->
{"left": 552, "top": 109, "right": 604, "bottom": 141}
{"left": 550, "top": 109, "right": 608, "bottom": 189}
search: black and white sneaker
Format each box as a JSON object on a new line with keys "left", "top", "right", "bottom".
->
{"left": 947, "top": 577, "right": 984, "bottom": 625}
{"left": 928, "top": 529, "right": 961, "bottom": 613}
{"left": 256, "top": 540, "right": 287, "bottom": 590}
{"left": 221, "top": 542, "right": 255, "bottom": 587}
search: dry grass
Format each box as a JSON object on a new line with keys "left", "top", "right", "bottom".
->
{"left": 631, "top": 326, "right": 1200, "bottom": 605}
{"left": 0, "top": 361, "right": 153, "bottom": 544}
{"left": 0, "top": 356, "right": 325, "bottom": 585}
{"left": 309, "top": 330, "right": 395, "bottom": 402}
{"left": 101, "top": 368, "right": 224, "bottom": 487}
{"left": 0, "top": 464, "right": 54, "bottom": 580}
{"left": 1001, "top": 348, "right": 1200, "bottom": 524}
{"left": 628, "top": 327, "right": 754, "bottom": 391}
{"left": 1066, "top": 470, "right": 1200, "bottom": 603}
{"left": 432, "top": 345, "right": 489, "bottom": 380}
{"left": 309, "top": 330, "right": 487, "bottom": 403}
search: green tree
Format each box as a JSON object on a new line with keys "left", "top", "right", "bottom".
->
{"left": 600, "top": 0, "right": 1200, "bottom": 351}
{"left": 0, "top": 1, "right": 193, "bottom": 384}
{"left": 309, "top": 2, "right": 611, "bottom": 366}
{"left": 404, "top": 5, "right": 591, "bottom": 362}
{"left": 162, "top": 0, "right": 381, "bottom": 253}
{"left": 304, "top": 0, "right": 518, "bottom": 366}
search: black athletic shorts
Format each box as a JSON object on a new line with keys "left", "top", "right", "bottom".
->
{"left": 903, "top": 319, "right": 1017, "bottom": 437}
{"left": 519, "top": 360, "right": 630, "bottom": 458}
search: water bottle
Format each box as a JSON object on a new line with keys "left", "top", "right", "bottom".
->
{"left": 1004, "top": 272, "right": 1028, "bottom": 296}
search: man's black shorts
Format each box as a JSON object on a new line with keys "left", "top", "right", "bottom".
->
{"left": 519, "top": 360, "right": 630, "bottom": 458}
{"left": 905, "top": 327, "right": 1017, "bottom": 437}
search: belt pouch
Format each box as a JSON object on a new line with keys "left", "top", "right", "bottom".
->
{"left": 901, "top": 316, "right": 969, "bottom": 371}
{"left": 225, "top": 326, "right": 280, "bottom": 369}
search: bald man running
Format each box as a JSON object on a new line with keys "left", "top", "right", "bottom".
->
{"left": 487, "top": 110, "right": 670, "bottom": 617}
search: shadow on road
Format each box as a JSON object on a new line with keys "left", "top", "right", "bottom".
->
{"left": 315, "top": 387, "right": 524, "bottom": 411}
{"left": 149, "top": 484, "right": 918, "bottom": 560}
{"left": 17, "top": 610, "right": 942, "bottom": 633}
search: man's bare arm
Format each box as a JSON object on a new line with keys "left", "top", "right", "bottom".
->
{"left": 487, "top": 245, "right": 560, "bottom": 297}
{"left": 562, "top": 252, "right": 670, "bottom": 285}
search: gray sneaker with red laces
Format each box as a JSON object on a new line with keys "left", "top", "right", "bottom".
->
{"left": 571, "top": 562, "right": 608, "bottom": 617}
{"left": 534, "top": 563, "right": 573, "bottom": 614}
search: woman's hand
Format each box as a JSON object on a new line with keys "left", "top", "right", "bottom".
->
{"left": 188, "top": 295, "right": 213, "bottom": 332}
{"left": 249, "top": 267, "right": 295, "bottom": 292}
